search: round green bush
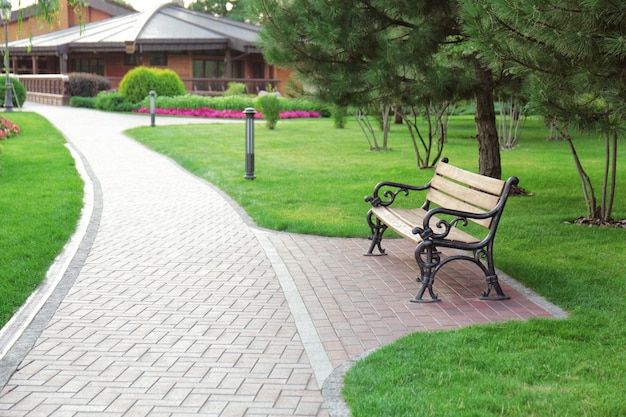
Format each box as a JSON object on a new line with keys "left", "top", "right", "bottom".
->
{"left": 119, "top": 66, "right": 185, "bottom": 104}
{"left": 119, "top": 66, "right": 158, "bottom": 103}
{"left": 0, "top": 77, "right": 27, "bottom": 108}
{"left": 155, "top": 69, "right": 186, "bottom": 98}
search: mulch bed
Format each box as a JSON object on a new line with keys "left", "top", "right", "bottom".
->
{"left": 566, "top": 217, "right": 626, "bottom": 228}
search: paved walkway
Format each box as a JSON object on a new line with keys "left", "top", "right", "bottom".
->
{"left": 0, "top": 103, "right": 566, "bottom": 416}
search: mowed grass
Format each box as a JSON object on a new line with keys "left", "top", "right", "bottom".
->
{"left": 128, "top": 115, "right": 626, "bottom": 416}
{"left": 0, "top": 113, "right": 83, "bottom": 328}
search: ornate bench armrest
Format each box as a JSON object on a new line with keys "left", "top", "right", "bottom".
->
{"left": 412, "top": 207, "right": 498, "bottom": 240}
{"left": 364, "top": 180, "right": 430, "bottom": 207}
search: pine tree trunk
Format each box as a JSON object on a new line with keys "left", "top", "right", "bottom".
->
{"left": 474, "top": 63, "right": 502, "bottom": 179}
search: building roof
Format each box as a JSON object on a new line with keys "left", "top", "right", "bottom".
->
{"left": 8, "top": 1, "right": 262, "bottom": 56}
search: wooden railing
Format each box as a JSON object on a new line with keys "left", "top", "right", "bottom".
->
{"left": 181, "top": 78, "right": 282, "bottom": 95}
{"left": 18, "top": 74, "right": 70, "bottom": 106}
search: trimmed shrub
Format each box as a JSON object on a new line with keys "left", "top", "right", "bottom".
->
{"left": 69, "top": 96, "right": 97, "bottom": 108}
{"left": 140, "top": 94, "right": 257, "bottom": 111}
{"left": 0, "top": 77, "right": 27, "bottom": 108}
{"left": 68, "top": 72, "right": 111, "bottom": 97}
{"left": 224, "top": 82, "right": 246, "bottom": 96}
{"left": 281, "top": 97, "right": 331, "bottom": 117}
{"left": 214, "top": 95, "right": 257, "bottom": 110}
{"left": 119, "top": 66, "right": 185, "bottom": 104}
{"left": 256, "top": 93, "right": 281, "bottom": 130}
{"left": 154, "top": 69, "right": 186, "bottom": 98}
{"left": 95, "top": 91, "right": 140, "bottom": 112}
{"left": 119, "top": 66, "right": 158, "bottom": 103}
{"left": 136, "top": 93, "right": 331, "bottom": 118}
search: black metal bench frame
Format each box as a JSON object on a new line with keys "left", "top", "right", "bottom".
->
{"left": 364, "top": 158, "right": 519, "bottom": 303}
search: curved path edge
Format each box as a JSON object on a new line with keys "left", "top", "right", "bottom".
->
{"left": 0, "top": 142, "right": 102, "bottom": 389}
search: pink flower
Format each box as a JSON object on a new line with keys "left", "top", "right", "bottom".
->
{"left": 0, "top": 117, "right": 21, "bottom": 140}
{"left": 134, "top": 107, "right": 322, "bottom": 120}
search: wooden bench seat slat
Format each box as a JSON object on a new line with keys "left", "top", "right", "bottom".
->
{"left": 371, "top": 207, "right": 480, "bottom": 244}
{"left": 425, "top": 188, "right": 493, "bottom": 228}
{"left": 430, "top": 175, "right": 501, "bottom": 211}
{"left": 436, "top": 162, "right": 505, "bottom": 196}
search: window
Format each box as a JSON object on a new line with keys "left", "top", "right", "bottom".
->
{"left": 252, "top": 62, "right": 265, "bottom": 79}
{"left": 231, "top": 61, "right": 243, "bottom": 79}
{"left": 149, "top": 52, "right": 167, "bottom": 66}
{"left": 124, "top": 54, "right": 137, "bottom": 67}
{"left": 193, "top": 59, "right": 225, "bottom": 78}
{"left": 193, "top": 58, "right": 226, "bottom": 91}
{"left": 70, "top": 58, "right": 105, "bottom": 75}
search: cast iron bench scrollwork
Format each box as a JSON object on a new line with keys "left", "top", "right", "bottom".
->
{"left": 364, "top": 158, "right": 519, "bottom": 303}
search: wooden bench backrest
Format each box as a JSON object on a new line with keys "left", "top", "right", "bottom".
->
{"left": 426, "top": 162, "right": 506, "bottom": 228}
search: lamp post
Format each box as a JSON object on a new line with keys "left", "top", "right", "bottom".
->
{"left": 1, "top": 0, "right": 11, "bottom": 112}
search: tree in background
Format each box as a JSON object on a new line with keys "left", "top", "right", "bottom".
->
{"left": 17, "top": 0, "right": 86, "bottom": 26}
{"left": 188, "top": 0, "right": 259, "bottom": 23}
{"left": 461, "top": 0, "right": 625, "bottom": 223}
{"left": 111, "top": 0, "right": 132, "bottom": 9}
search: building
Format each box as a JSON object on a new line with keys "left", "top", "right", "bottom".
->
{"left": 4, "top": 0, "right": 288, "bottom": 95}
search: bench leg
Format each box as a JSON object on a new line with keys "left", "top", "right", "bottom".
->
{"left": 480, "top": 275, "right": 510, "bottom": 300}
{"left": 411, "top": 243, "right": 441, "bottom": 303}
{"left": 365, "top": 212, "right": 387, "bottom": 256}
{"left": 476, "top": 247, "right": 510, "bottom": 300}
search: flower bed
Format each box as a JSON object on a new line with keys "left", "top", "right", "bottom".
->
{"left": 0, "top": 117, "right": 21, "bottom": 140}
{"left": 133, "top": 107, "right": 322, "bottom": 119}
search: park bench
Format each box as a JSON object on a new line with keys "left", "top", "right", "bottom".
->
{"left": 365, "top": 158, "right": 519, "bottom": 303}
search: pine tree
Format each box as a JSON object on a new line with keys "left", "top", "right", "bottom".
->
{"left": 461, "top": 0, "right": 625, "bottom": 222}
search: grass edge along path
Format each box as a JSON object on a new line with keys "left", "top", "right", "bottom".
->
{"left": 0, "top": 113, "right": 83, "bottom": 330}
{"left": 128, "top": 117, "right": 625, "bottom": 417}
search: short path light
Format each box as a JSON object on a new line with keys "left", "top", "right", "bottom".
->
{"left": 243, "top": 107, "right": 256, "bottom": 180}
{"left": 149, "top": 90, "right": 156, "bottom": 127}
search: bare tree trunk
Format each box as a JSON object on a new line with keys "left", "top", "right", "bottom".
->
{"left": 381, "top": 105, "right": 391, "bottom": 150}
{"left": 602, "top": 129, "right": 618, "bottom": 221}
{"left": 557, "top": 122, "right": 617, "bottom": 222}
{"left": 394, "top": 106, "right": 403, "bottom": 124}
{"left": 355, "top": 109, "right": 380, "bottom": 150}
{"left": 474, "top": 67, "right": 502, "bottom": 179}
{"left": 565, "top": 135, "right": 597, "bottom": 219}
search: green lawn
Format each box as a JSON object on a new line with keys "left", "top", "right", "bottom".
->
{"left": 0, "top": 113, "right": 83, "bottom": 328}
{"left": 127, "top": 116, "right": 626, "bottom": 417}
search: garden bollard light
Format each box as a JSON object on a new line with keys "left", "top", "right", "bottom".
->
{"left": 243, "top": 107, "right": 256, "bottom": 180}
{"left": 149, "top": 91, "right": 156, "bottom": 127}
